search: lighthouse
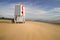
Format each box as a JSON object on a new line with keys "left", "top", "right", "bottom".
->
{"left": 14, "top": 4, "right": 25, "bottom": 23}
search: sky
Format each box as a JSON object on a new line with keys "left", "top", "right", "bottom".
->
{"left": 0, "top": 0, "right": 60, "bottom": 21}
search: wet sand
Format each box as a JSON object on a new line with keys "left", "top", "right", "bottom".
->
{"left": 0, "top": 21, "right": 60, "bottom": 40}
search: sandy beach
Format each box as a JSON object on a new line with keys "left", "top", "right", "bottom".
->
{"left": 0, "top": 21, "right": 60, "bottom": 40}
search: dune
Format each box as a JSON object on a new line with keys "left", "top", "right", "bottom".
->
{"left": 0, "top": 21, "right": 60, "bottom": 40}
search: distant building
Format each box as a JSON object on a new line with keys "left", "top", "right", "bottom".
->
{"left": 14, "top": 4, "right": 25, "bottom": 23}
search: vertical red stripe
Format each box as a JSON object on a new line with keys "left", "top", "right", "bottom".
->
{"left": 22, "top": 5, "right": 24, "bottom": 16}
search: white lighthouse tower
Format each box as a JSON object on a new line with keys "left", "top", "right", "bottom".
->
{"left": 14, "top": 4, "right": 25, "bottom": 23}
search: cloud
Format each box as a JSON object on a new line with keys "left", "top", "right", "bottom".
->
{"left": 48, "top": 8, "right": 60, "bottom": 16}
{"left": 25, "top": 6, "right": 47, "bottom": 14}
{"left": 42, "top": 8, "right": 60, "bottom": 20}
{"left": 0, "top": 3, "right": 16, "bottom": 18}
{"left": 0, "top": 2, "right": 60, "bottom": 21}
{"left": 0, "top": 2, "right": 47, "bottom": 18}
